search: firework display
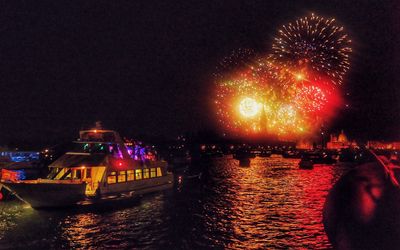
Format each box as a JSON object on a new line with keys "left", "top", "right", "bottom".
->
{"left": 271, "top": 13, "right": 352, "bottom": 86}
{"left": 214, "top": 13, "right": 352, "bottom": 139}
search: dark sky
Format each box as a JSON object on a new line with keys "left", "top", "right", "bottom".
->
{"left": 0, "top": 0, "right": 399, "bottom": 146}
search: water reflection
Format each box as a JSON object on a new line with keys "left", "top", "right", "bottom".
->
{"left": 199, "top": 156, "right": 346, "bottom": 249}
{"left": 61, "top": 213, "right": 102, "bottom": 248}
{"left": 0, "top": 156, "right": 347, "bottom": 249}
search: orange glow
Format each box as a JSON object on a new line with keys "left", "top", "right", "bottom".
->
{"left": 295, "top": 73, "right": 304, "bottom": 81}
{"left": 214, "top": 58, "right": 344, "bottom": 139}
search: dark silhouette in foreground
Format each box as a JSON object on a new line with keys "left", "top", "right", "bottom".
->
{"left": 324, "top": 153, "right": 400, "bottom": 249}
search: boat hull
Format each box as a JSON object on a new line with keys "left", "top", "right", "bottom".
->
{"left": 2, "top": 173, "right": 174, "bottom": 209}
{"left": 2, "top": 182, "right": 86, "bottom": 208}
{"left": 81, "top": 178, "right": 174, "bottom": 206}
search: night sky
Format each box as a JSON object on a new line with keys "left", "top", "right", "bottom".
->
{"left": 0, "top": 1, "right": 399, "bottom": 146}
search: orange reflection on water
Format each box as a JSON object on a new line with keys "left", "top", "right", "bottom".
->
{"left": 203, "top": 156, "right": 344, "bottom": 249}
{"left": 61, "top": 213, "right": 101, "bottom": 248}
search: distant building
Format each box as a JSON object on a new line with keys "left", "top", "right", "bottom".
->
{"left": 367, "top": 141, "right": 400, "bottom": 150}
{"left": 326, "top": 130, "right": 357, "bottom": 150}
{"left": 296, "top": 140, "right": 313, "bottom": 150}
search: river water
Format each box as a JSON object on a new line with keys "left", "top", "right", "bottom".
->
{"left": 0, "top": 155, "right": 347, "bottom": 249}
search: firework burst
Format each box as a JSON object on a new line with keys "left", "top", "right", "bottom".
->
{"left": 214, "top": 67, "right": 276, "bottom": 134}
{"left": 271, "top": 13, "right": 352, "bottom": 85}
{"left": 213, "top": 13, "right": 352, "bottom": 139}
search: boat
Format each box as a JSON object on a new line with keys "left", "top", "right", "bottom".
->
{"left": 0, "top": 151, "right": 44, "bottom": 178}
{"left": 238, "top": 158, "right": 251, "bottom": 167}
{"left": 298, "top": 151, "right": 337, "bottom": 169}
{"left": 1, "top": 128, "right": 173, "bottom": 209}
{"left": 233, "top": 148, "right": 256, "bottom": 160}
{"left": 282, "top": 150, "right": 301, "bottom": 159}
{"left": 299, "top": 158, "right": 314, "bottom": 169}
{"left": 317, "top": 151, "right": 337, "bottom": 165}
{"left": 0, "top": 151, "right": 46, "bottom": 201}
{"left": 250, "top": 149, "right": 272, "bottom": 158}
{"left": 258, "top": 150, "right": 272, "bottom": 157}
{"left": 338, "top": 148, "right": 357, "bottom": 162}
{"left": 168, "top": 152, "right": 192, "bottom": 168}
{"left": 233, "top": 148, "right": 255, "bottom": 167}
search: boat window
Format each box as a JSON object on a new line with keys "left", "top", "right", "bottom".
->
{"left": 75, "top": 169, "right": 82, "bottom": 179}
{"left": 86, "top": 168, "right": 92, "bottom": 178}
{"left": 48, "top": 168, "right": 62, "bottom": 179}
{"left": 118, "top": 171, "right": 126, "bottom": 183}
{"left": 127, "top": 170, "right": 134, "bottom": 181}
{"left": 156, "top": 167, "right": 162, "bottom": 177}
{"left": 135, "top": 169, "right": 142, "bottom": 180}
{"left": 107, "top": 171, "right": 117, "bottom": 184}
{"left": 150, "top": 168, "right": 156, "bottom": 178}
{"left": 143, "top": 169, "right": 149, "bottom": 179}
{"left": 60, "top": 169, "right": 72, "bottom": 180}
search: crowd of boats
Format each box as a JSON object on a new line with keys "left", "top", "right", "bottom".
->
{"left": 173, "top": 143, "right": 397, "bottom": 175}
{"left": 167, "top": 141, "right": 375, "bottom": 169}
{"left": 231, "top": 147, "right": 373, "bottom": 168}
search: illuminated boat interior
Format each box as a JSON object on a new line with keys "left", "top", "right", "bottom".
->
{"left": 45, "top": 129, "right": 169, "bottom": 197}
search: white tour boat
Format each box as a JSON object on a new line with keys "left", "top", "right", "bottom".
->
{"left": 1, "top": 129, "right": 173, "bottom": 209}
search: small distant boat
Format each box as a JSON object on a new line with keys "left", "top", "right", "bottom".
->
{"left": 338, "top": 149, "right": 357, "bottom": 162}
{"left": 0, "top": 151, "right": 43, "bottom": 178}
{"left": 299, "top": 159, "right": 314, "bottom": 169}
{"left": 200, "top": 144, "right": 224, "bottom": 157}
{"left": 233, "top": 149, "right": 255, "bottom": 160}
{"left": 1, "top": 128, "right": 173, "bottom": 209}
{"left": 258, "top": 150, "right": 272, "bottom": 157}
{"left": 282, "top": 150, "right": 301, "bottom": 159}
{"left": 299, "top": 151, "right": 337, "bottom": 169}
{"left": 168, "top": 153, "right": 191, "bottom": 168}
{"left": 233, "top": 148, "right": 254, "bottom": 166}
{"left": 318, "top": 152, "right": 337, "bottom": 165}
{"left": 239, "top": 158, "right": 251, "bottom": 167}
{"left": 0, "top": 151, "right": 44, "bottom": 201}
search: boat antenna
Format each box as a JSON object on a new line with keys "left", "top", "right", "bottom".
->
{"left": 95, "top": 121, "right": 103, "bottom": 130}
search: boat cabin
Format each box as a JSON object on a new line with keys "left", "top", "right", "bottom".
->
{"left": 46, "top": 129, "right": 168, "bottom": 196}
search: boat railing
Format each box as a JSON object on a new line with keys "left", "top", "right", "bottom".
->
{"left": 36, "top": 179, "right": 84, "bottom": 184}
